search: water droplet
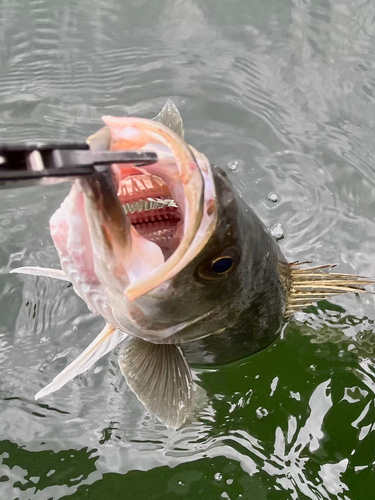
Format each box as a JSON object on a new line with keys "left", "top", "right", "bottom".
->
{"left": 271, "top": 223, "right": 284, "bottom": 240}
{"left": 268, "top": 192, "right": 278, "bottom": 203}
{"left": 227, "top": 159, "right": 244, "bottom": 172}
{"left": 256, "top": 407, "right": 268, "bottom": 418}
{"left": 214, "top": 473, "right": 223, "bottom": 481}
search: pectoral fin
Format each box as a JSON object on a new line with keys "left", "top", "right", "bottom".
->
{"left": 10, "top": 267, "right": 70, "bottom": 281}
{"left": 35, "top": 324, "right": 127, "bottom": 399}
{"left": 118, "top": 337, "right": 193, "bottom": 429}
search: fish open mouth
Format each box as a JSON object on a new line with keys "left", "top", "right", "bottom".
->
{"left": 118, "top": 173, "right": 182, "bottom": 258}
{"left": 86, "top": 116, "right": 216, "bottom": 301}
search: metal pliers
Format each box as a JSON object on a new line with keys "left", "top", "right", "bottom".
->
{"left": 0, "top": 143, "right": 158, "bottom": 188}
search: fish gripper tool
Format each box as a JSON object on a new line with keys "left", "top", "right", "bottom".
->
{"left": 0, "top": 143, "right": 158, "bottom": 188}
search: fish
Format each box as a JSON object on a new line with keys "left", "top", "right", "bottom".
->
{"left": 10, "top": 100, "right": 375, "bottom": 429}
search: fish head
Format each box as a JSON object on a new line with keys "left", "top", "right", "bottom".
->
{"left": 50, "top": 101, "right": 285, "bottom": 344}
{"left": 142, "top": 159, "right": 288, "bottom": 346}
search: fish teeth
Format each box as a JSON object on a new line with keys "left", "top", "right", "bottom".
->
{"left": 122, "top": 198, "right": 177, "bottom": 214}
{"left": 147, "top": 197, "right": 178, "bottom": 208}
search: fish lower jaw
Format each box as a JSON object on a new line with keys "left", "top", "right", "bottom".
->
{"left": 134, "top": 221, "right": 178, "bottom": 245}
{"left": 126, "top": 205, "right": 180, "bottom": 224}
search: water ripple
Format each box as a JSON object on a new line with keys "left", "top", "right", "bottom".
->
{"left": 1, "top": 0, "right": 375, "bottom": 498}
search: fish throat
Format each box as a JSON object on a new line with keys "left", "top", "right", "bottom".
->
{"left": 118, "top": 173, "right": 182, "bottom": 257}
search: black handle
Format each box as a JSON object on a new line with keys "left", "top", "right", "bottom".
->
{"left": 0, "top": 144, "right": 158, "bottom": 187}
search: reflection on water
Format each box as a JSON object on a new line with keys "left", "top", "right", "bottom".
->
{"left": 1, "top": 0, "right": 375, "bottom": 498}
{"left": 1, "top": 325, "right": 375, "bottom": 499}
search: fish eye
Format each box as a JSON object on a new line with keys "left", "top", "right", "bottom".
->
{"left": 210, "top": 256, "right": 234, "bottom": 274}
{"left": 196, "top": 252, "right": 238, "bottom": 281}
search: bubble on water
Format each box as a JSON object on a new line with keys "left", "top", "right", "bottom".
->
{"left": 290, "top": 391, "right": 301, "bottom": 401}
{"left": 256, "top": 407, "right": 268, "bottom": 418}
{"left": 227, "top": 159, "right": 244, "bottom": 172}
{"left": 214, "top": 473, "right": 223, "bottom": 481}
{"left": 268, "top": 192, "right": 278, "bottom": 203}
{"left": 72, "top": 326, "right": 77, "bottom": 331}
{"left": 178, "top": 481, "right": 184, "bottom": 486}
{"left": 271, "top": 223, "right": 284, "bottom": 240}
{"left": 226, "top": 479, "right": 233, "bottom": 485}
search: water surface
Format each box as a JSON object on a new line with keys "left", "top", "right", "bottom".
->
{"left": 1, "top": 0, "right": 375, "bottom": 498}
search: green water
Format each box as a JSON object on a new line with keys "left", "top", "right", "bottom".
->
{"left": 1, "top": 0, "right": 375, "bottom": 498}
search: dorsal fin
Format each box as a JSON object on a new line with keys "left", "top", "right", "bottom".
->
{"left": 285, "top": 262, "right": 375, "bottom": 316}
{"left": 153, "top": 99, "right": 185, "bottom": 139}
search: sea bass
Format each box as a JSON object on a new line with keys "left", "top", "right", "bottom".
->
{"left": 11, "top": 101, "right": 375, "bottom": 429}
